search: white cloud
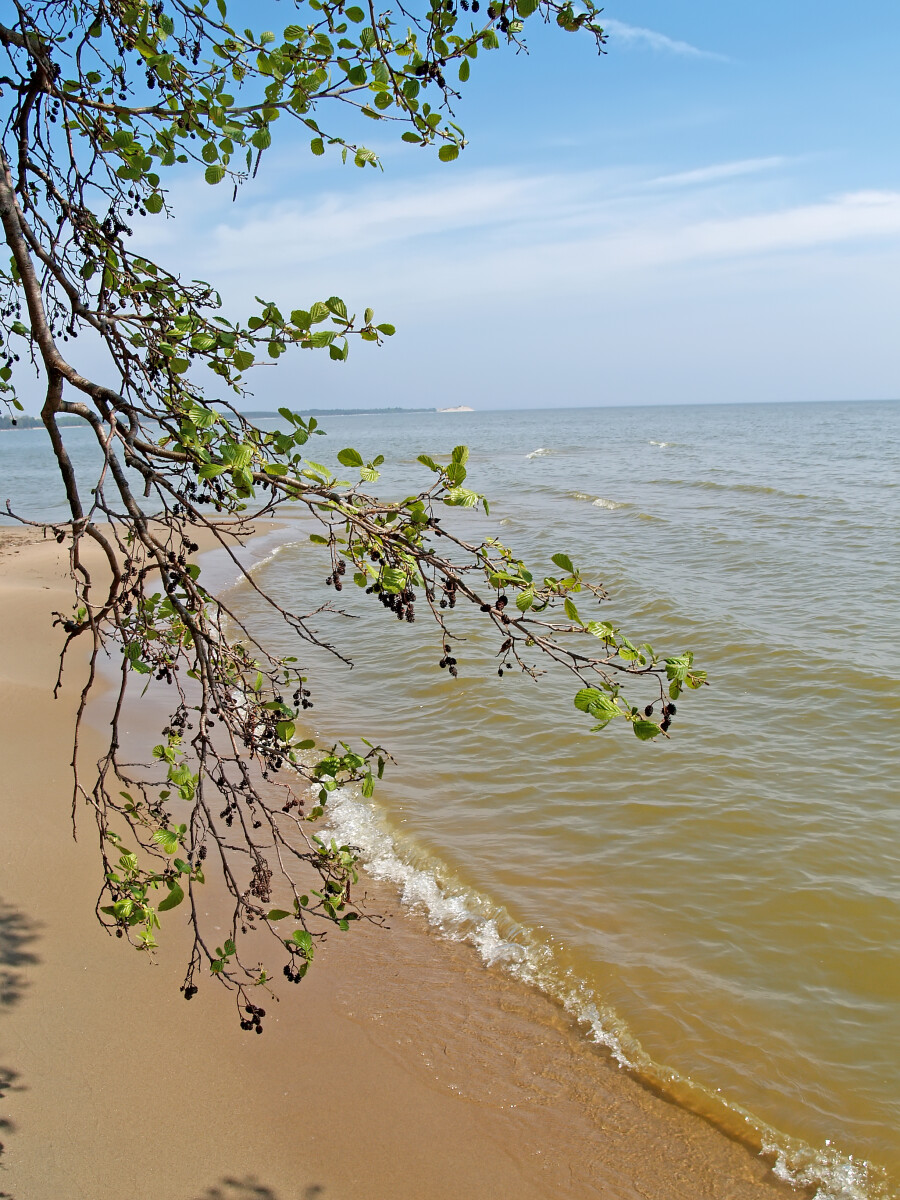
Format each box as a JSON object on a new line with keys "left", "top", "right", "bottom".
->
{"left": 129, "top": 166, "right": 900, "bottom": 409}
{"left": 126, "top": 164, "right": 900, "bottom": 409}
{"left": 169, "top": 172, "right": 900, "bottom": 293}
{"left": 647, "top": 157, "right": 788, "bottom": 189}
{"left": 611, "top": 189, "right": 900, "bottom": 269}
{"left": 601, "top": 18, "right": 729, "bottom": 62}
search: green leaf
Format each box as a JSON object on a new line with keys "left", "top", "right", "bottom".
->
{"left": 327, "top": 296, "right": 348, "bottom": 319}
{"left": 145, "top": 192, "right": 164, "bottom": 214}
{"left": 310, "top": 136, "right": 325, "bottom": 155}
{"left": 632, "top": 720, "right": 662, "bottom": 741}
{"left": 516, "top": 589, "right": 534, "bottom": 612}
{"left": 438, "top": 144, "right": 459, "bottom": 162}
{"left": 204, "top": 164, "right": 226, "bottom": 185}
{"left": 291, "top": 929, "right": 314, "bottom": 958}
{"left": 152, "top": 828, "right": 179, "bottom": 855}
{"left": 158, "top": 881, "right": 185, "bottom": 911}
{"left": 552, "top": 552, "right": 575, "bottom": 575}
{"left": 586, "top": 620, "right": 617, "bottom": 644}
{"left": 336, "top": 447, "right": 363, "bottom": 467}
{"left": 276, "top": 720, "right": 296, "bottom": 742}
{"left": 619, "top": 640, "right": 642, "bottom": 663}
{"left": 573, "top": 688, "right": 620, "bottom": 724}
{"left": 563, "top": 597, "right": 581, "bottom": 623}
{"left": 375, "top": 323, "right": 395, "bottom": 336}
{"left": 233, "top": 349, "right": 255, "bottom": 371}
{"left": 444, "top": 487, "right": 479, "bottom": 508}
{"left": 574, "top": 687, "right": 602, "bottom": 713}
{"left": 266, "top": 909, "right": 291, "bottom": 921}
{"left": 380, "top": 567, "right": 406, "bottom": 592}
{"left": 458, "top": 58, "right": 470, "bottom": 82}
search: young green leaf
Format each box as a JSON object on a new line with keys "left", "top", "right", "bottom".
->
{"left": 158, "top": 881, "right": 185, "bottom": 911}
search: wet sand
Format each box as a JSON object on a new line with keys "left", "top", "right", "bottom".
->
{"left": 0, "top": 527, "right": 802, "bottom": 1200}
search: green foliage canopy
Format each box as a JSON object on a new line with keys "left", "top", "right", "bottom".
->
{"left": 0, "top": 0, "right": 705, "bottom": 1026}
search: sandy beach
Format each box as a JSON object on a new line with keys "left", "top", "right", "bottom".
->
{"left": 0, "top": 526, "right": 802, "bottom": 1200}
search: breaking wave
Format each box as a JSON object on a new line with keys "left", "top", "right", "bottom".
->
{"left": 313, "top": 780, "right": 889, "bottom": 1200}
{"left": 567, "top": 490, "right": 630, "bottom": 510}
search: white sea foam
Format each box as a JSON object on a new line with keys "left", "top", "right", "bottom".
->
{"left": 201, "top": 532, "right": 305, "bottom": 597}
{"left": 314, "top": 778, "right": 887, "bottom": 1200}
{"left": 568, "top": 491, "right": 628, "bottom": 510}
{"left": 316, "top": 783, "right": 538, "bottom": 972}
{"left": 526, "top": 447, "right": 554, "bottom": 459}
{"left": 762, "top": 1135, "right": 891, "bottom": 1200}
{"left": 237, "top": 536, "right": 306, "bottom": 588}
{"left": 649, "top": 440, "right": 670, "bottom": 447}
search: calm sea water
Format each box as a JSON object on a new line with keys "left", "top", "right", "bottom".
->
{"left": 3, "top": 400, "right": 899, "bottom": 1197}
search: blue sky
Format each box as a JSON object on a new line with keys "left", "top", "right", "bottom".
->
{"left": 60, "top": 2, "right": 900, "bottom": 408}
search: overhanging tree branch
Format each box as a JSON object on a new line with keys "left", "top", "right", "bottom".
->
{"left": 0, "top": 0, "right": 706, "bottom": 1029}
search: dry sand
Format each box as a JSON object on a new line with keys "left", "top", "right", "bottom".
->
{"left": 0, "top": 527, "right": 803, "bottom": 1200}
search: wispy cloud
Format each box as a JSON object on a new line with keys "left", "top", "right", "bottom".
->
{"left": 133, "top": 169, "right": 900, "bottom": 320}
{"left": 126, "top": 166, "right": 900, "bottom": 409}
{"left": 647, "top": 157, "right": 788, "bottom": 189}
{"left": 602, "top": 18, "right": 729, "bottom": 62}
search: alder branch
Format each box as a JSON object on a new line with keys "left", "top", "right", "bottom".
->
{"left": 0, "top": 0, "right": 704, "bottom": 1030}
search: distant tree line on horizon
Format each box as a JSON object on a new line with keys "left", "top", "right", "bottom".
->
{"left": 1, "top": 408, "right": 437, "bottom": 431}
{"left": 1, "top": 413, "right": 84, "bottom": 429}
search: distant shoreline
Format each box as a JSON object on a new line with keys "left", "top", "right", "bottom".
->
{"left": 0, "top": 415, "right": 84, "bottom": 430}
{"left": 242, "top": 406, "right": 439, "bottom": 418}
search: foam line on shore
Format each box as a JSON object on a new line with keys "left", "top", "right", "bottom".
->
{"left": 217, "top": 523, "right": 889, "bottom": 1200}
{"left": 314, "top": 776, "right": 890, "bottom": 1200}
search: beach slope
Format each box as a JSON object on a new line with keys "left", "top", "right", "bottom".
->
{"left": 0, "top": 530, "right": 799, "bottom": 1200}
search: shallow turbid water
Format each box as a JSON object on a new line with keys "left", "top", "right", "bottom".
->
{"left": 3, "top": 399, "right": 899, "bottom": 1197}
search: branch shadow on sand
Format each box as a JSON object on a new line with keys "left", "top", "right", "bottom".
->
{"left": 0, "top": 897, "right": 40, "bottom": 1199}
{"left": 192, "top": 1179, "right": 326, "bottom": 1199}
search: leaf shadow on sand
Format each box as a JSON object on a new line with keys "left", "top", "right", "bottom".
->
{"left": 0, "top": 897, "right": 41, "bottom": 1199}
{"left": 192, "top": 1179, "right": 326, "bottom": 1199}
